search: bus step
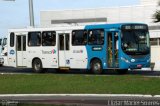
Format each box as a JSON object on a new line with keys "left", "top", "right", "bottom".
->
{"left": 59, "top": 67, "right": 70, "bottom": 70}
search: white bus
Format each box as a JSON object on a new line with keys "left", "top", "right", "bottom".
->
{"left": 0, "top": 37, "right": 7, "bottom": 66}
{"left": 8, "top": 26, "right": 87, "bottom": 73}
{"left": 1, "top": 37, "right": 7, "bottom": 56}
{"left": 7, "top": 23, "right": 150, "bottom": 74}
{"left": 0, "top": 37, "right": 7, "bottom": 55}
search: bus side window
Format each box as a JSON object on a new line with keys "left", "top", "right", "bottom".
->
{"left": 17, "top": 36, "right": 21, "bottom": 51}
{"left": 72, "top": 30, "right": 87, "bottom": 46}
{"left": 3, "top": 38, "right": 7, "bottom": 46}
{"left": 42, "top": 31, "right": 56, "bottom": 46}
{"left": 114, "top": 32, "right": 119, "bottom": 49}
{"left": 0, "top": 39, "right": 2, "bottom": 46}
{"left": 88, "top": 29, "right": 104, "bottom": 45}
{"left": 59, "top": 35, "right": 64, "bottom": 50}
{"left": 28, "top": 32, "right": 41, "bottom": 46}
{"left": 65, "top": 34, "right": 70, "bottom": 50}
{"left": 10, "top": 32, "right": 15, "bottom": 47}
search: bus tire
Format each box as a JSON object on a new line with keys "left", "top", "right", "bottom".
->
{"left": 90, "top": 59, "right": 103, "bottom": 74}
{"left": 32, "top": 59, "right": 44, "bottom": 73}
{"left": 117, "top": 69, "right": 128, "bottom": 74}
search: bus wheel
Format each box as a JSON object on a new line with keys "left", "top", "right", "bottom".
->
{"left": 117, "top": 69, "right": 128, "bottom": 74}
{"left": 90, "top": 59, "right": 103, "bottom": 74}
{"left": 32, "top": 59, "right": 44, "bottom": 73}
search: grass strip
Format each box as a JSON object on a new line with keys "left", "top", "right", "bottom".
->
{"left": 0, "top": 74, "right": 159, "bottom": 95}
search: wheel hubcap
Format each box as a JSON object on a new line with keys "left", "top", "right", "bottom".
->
{"left": 35, "top": 62, "right": 40, "bottom": 70}
{"left": 94, "top": 63, "right": 101, "bottom": 71}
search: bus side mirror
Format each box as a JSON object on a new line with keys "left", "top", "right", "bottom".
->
{"left": 2, "top": 47, "right": 4, "bottom": 50}
{"left": 5, "top": 52, "right": 7, "bottom": 56}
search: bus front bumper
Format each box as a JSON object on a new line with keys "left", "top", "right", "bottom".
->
{"left": 120, "top": 57, "right": 150, "bottom": 69}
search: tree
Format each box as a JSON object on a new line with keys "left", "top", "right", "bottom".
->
{"left": 153, "top": 1, "right": 160, "bottom": 22}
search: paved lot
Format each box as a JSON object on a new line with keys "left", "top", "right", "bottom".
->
{"left": 1, "top": 94, "right": 160, "bottom": 106}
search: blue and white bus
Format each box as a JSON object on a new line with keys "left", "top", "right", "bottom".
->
{"left": 7, "top": 23, "right": 150, "bottom": 74}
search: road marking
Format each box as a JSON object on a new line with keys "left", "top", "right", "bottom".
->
{"left": 0, "top": 73, "right": 33, "bottom": 75}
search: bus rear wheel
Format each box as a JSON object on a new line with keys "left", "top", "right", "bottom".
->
{"left": 90, "top": 59, "right": 103, "bottom": 74}
{"left": 117, "top": 69, "right": 128, "bottom": 74}
{"left": 32, "top": 59, "right": 44, "bottom": 73}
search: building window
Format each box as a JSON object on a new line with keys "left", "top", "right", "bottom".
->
{"left": 72, "top": 30, "right": 87, "bottom": 46}
{"left": 88, "top": 29, "right": 104, "bottom": 45}
{"left": 10, "top": 32, "right": 15, "bottom": 47}
{"left": 28, "top": 32, "right": 41, "bottom": 46}
{"left": 150, "top": 38, "right": 159, "bottom": 46}
{"left": 42, "top": 31, "right": 56, "bottom": 46}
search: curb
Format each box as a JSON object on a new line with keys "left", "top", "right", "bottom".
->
{"left": 0, "top": 94, "right": 156, "bottom": 98}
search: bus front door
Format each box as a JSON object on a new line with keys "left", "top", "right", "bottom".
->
{"left": 16, "top": 35, "right": 27, "bottom": 67}
{"left": 107, "top": 31, "right": 119, "bottom": 68}
{"left": 58, "top": 33, "right": 70, "bottom": 68}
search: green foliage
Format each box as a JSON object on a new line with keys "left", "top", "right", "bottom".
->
{"left": 153, "top": 10, "right": 160, "bottom": 22}
{"left": 153, "top": 1, "right": 160, "bottom": 22}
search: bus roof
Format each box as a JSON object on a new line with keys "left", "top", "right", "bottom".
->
{"left": 85, "top": 23, "right": 148, "bottom": 29}
{"left": 8, "top": 23, "right": 147, "bottom": 32}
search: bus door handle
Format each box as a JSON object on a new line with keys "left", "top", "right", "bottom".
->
{"left": 42, "top": 58, "right": 45, "bottom": 60}
{"left": 23, "top": 58, "right": 26, "bottom": 59}
{"left": 70, "top": 58, "right": 73, "bottom": 59}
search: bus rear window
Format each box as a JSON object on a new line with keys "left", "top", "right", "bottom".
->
{"left": 42, "top": 31, "right": 56, "bottom": 46}
{"left": 28, "top": 32, "right": 41, "bottom": 46}
{"left": 88, "top": 29, "right": 104, "bottom": 45}
{"left": 10, "top": 32, "right": 15, "bottom": 47}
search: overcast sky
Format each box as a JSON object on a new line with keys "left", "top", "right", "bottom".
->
{"left": 0, "top": 0, "right": 139, "bottom": 36}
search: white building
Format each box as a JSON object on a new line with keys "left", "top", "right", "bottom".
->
{"left": 40, "top": 0, "right": 160, "bottom": 70}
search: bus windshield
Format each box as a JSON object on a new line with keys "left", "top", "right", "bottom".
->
{"left": 121, "top": 29, "right": 150, "bottom": 55}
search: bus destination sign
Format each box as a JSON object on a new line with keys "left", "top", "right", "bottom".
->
{"left": 122, "top": 24, "right": 148, "bottom": 30}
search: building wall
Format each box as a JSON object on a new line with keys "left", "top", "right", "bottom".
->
{"left": 140, "top": 0, "right": 159, "bottom": 5}
{"left": 40, "top": 5, "right": 159, "bottom": 27}
{"left": 40, "top": 0, "right": 160, "bottom": 70}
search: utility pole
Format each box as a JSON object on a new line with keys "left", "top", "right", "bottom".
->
{"left": 29, "top": 0, "right": 35, "bottom": 27}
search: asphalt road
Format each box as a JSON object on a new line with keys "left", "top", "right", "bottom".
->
{"left": 1, "top": 94, "right": 160, "bottom": 106}
{"left": 0, "top": 66, "right": 160, "bottom": 77}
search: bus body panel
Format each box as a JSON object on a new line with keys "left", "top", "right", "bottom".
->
{"left": 40, "top": 46, "right": 58, "bottom": 68}
{"left": 70, "top": 46, "right": 88, "bottom": 69}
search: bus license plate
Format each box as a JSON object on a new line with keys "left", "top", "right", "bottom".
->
{"left": 137, "top": 64, "right": 142, "bottom": 68}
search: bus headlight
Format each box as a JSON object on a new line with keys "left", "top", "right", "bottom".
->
{"left": 121, "top": 57, "right": 130, "bottom": 63}
{"left": 131, "top": 59, "right": 135, "bottom": 62}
